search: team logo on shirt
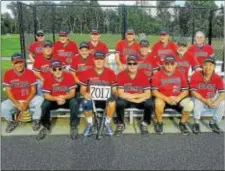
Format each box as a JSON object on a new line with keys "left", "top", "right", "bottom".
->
{"left": 124, "top": 83, "right": 144, "bottom": 93}
{"left": 158, "top": 49, "right": 173, "bottom": 58}
{"left": 77, "top": 64, "right": 92, "bottom": 72}
{"left": 35, "top": 47, "right": 43, "bottom": 53}
{"left": 194, "top": 51, "right": 208, "bottom": 57}
{"left": 199, "top": 83, "right": 216, "bottom": 90}
{"left": 11, "top": 80, "right": 29, "bottom": 88}
{"left": 161, "top": 78, "right": 181, "bottom": 85}
{"left": 40, "top": 65, "right": 51, "bottom": 72}
{"left": 52, "top": 84, "right": 69, "bottom": 92}
{"left": 89, "top": 78, "right": 111, "bottom": 86}
{"left": 58, "top": 50, "right": 74, "bottom": 57}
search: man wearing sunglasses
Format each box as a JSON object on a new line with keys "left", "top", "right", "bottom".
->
{"left": 37, "top": 60, "right": 79, "bottom": 140}
{"left": 189, "top": 31, "right": 215, "bottom": 66}
{"left": 28, "top": 30, "right": 45, "bottom": 63}
{"left": 53, "top": 30, "right": 78, "bottom": 69}
{"left": 190, "top": 58, "right": 224, "bottom": 134}
{"left": 2, "top": 53, "right": 43, "bottom": 133}
{"left": 33, "top": 40, "right": 56, "bottom": 95}
{"left": 137, "top": 39, "right": 159, "bottom": 78}
{"left": 78, "top": 51, "right": 117, "bottom": 137}
{"left": 151, "top": 30, "right": 177, "bottom": 66}
{"left": 115, "top": 55, "right": 153, "bottom": 135}
{"left": 115, "top": 28, "right": 140, "bottom": 72}
{"left": 152, "top": 55, "right": 193, "bottom": 135}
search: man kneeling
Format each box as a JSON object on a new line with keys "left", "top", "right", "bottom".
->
{"left": 37, "top": 60, "right": 80, "bottom": 140}
{"left": 78, "top": 51, "right": 117, "bottom": 137}
{"left": 151, "top": 55, "right": 193, "bottom": 135}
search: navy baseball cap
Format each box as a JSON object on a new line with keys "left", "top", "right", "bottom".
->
{"left": 11, "top": 52, "right": 25, "bottom": 63}
{"left": 91, "top": 28, "right": 100, "bottom": 34}
{"left": 79, "top": 42, "right": 89, "bottom": 49}
{"left": 160, "top": 30, "right": 169, "bottom": 35}
{"left": 94, "top": 51, "right": 106, "bottom": 59}
{"left": 44, "top": 40, "right": 53, "bottom": 47}
{"left": 126, "top": 28, "right": 135, "bottom": 34}
{"left": 139, "top": 40, "right": 149, "bottom": 47}
{"left": 36, "top": 30, "right": 44, "bottom": 35}
{"left": 127, "top": 54, "right": 138, "bottom": 62}
{"left": 204, "top": 57, "right": 215, "bottom": 65}
{"left": 163, "top": 55, "right": 176, "bottom": 62}
{"left": 59, "top": 30, "right": 69, "bottom": 36}
{"left": 50, "top": 59, "right": 63, "bottom": 69}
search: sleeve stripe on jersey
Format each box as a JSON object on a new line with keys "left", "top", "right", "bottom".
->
{"left": 218, "top": 89, "right": 225, "bottom": 93}
{"left": 190, "top": 88, "right": 197, "bottom": 91}
{"left": 79, "top": 81, "right": 87, "bottom": 86}
{"left": 42, "top": 89, "right": 51, "bottom": 93}
{"left": 151, "top": 87, "right": 159, "bottom": 90}
{"left": 181, "top": 87, "right": 189, "bottom": 90}
{"left": 69, "top": 68, "right": 77, "bottom": 72}
{"left": 32, "top": 68, "right": 40, "bottom": 72}
{"left": 69, "top": 85, "right": 77, "bottom": 90}
{"left": 31, "top": 82, "right": 38, "bottom": 85}
{"left": 3, "top": 82, "right": 11, "bottom": 87}
{"left": 117, "top": 86, "right": 124, "bottom": 89}
{"left": 112, "top": 82, "right": 117, "bottom": 86}
{"left": 192, "top": 65, "right": 201, "bottom": 70}
{"left": 209, "top": 53, "right": 215, "bottom": 57}
{"left": 143, "top": 87, "right": 151, "bottom": 90}
{"left": 153, "top": 66, "right": 160, "bottom": 71}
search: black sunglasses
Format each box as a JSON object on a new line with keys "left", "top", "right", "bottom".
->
{"left": 127, "top": 62, "right": 138, "bottom": 66}
{"left": 53, "top": 67, "right": 62, "bottom": 72}
{"left": 37, "top": 34, "right": 44, "bottom": 37}
{"left": 165, "top": 62, "right": 175, "bottom": 66}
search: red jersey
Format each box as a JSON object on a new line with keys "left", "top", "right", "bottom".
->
{"left": 3, "top": 69, "right": 37, "bottom": 100}
{"left": 117, "top": 69, "right": 151, "bottom": 94}
{"left": 53, "top": 40, "right": 78, "bottom": 65}
{"left": 42, "top": 72, "right": 76, "bottom": 96}
{"left": 88, "top": 41, "right": 109, "bottom": 56}
{"left": 115, "top": 40, "right": 140, "bottom": 64}
{"left": 189, "top": 44, "right": 214, "bottom": 66}
{"left": 151, "top": 41, "right": 177, "bottom": 64}
{"left": 70, "top": 54, "right": 94, "bottom": 73}
{"left": 28, "top": 41, "right": 43, "bottom": 55}
{"left": 190, "top": 71, "right": 225, "bottom": 99}
{"left": 78, "top": 67, "right": 117, "bottom": 91}
{"left": 137, "top": 53, "right": 159, "bottom": 78}
{"left": 151, "top": 69, "right": 188, "bottom": 96}
{"left": 32, "top": 54, "right": 54, "bottom": 80}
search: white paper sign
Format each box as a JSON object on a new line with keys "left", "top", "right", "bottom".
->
{"left": 90, "top": 85, "right": 111, "bottom": 101}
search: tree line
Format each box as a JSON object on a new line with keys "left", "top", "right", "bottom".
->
{"left": 1, "top": 0, "right": 224, "bottom": 38}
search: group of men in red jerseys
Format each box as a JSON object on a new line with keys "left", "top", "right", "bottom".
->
{"left": 2, "top": 28, "right": 224, "bottom": 140}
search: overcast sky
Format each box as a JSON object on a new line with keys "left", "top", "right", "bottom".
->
{"left": 1, "top": 1, "right": 224, "bottom": 16}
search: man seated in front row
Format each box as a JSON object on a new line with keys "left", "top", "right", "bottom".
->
{"left": 37, "top": 60, "right": 80, "bottom": 140}
{"left": 2, "top": 53, "right": 43, "bottom": 133}
{"left": 151, "top": 55, "right": 194, "bottom": 135}
{"left": 78, "top": 51, "right": 117, "bottom": 137}
{"left": 190, "top": 57, "right": 225, "bottom": 134}
{"left": 115, "top": 55, "right": 153, "bottom": 136}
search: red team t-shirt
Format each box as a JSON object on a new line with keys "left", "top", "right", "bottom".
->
{"left": 189, "top": 44, "right": 214, "bottom": 66}
{"left": 70, "top": 54, "right": 94, "bottom": 73}
{"left": 116, "top": 40, "right": 140, "bottom": 64}
{"left": 117, "top": 69, "right": 151, "bottom": 94}
{"left": 78, "top": 67, "right": 117, "bottom": 91}
{"left": 53, "top": 40, "right": 78, "bottom": 65}
{"left": 28, "top": 41, "right": 43, "bottom": 55}
{"left": 42, "top": 72, "right": 76, "bottom": 96}
{"left": 190, "top": 71, "right": 225, "bottom": 99}
{"left": 151, "top": 41, "right": 177, "bottom": 64}
{"left": 88, "top": 41, "right": 109, "bottom": 56}
{"left": 151, "top": 70, "right": 188, "bottom": 96}
{"left": 32, "top": 54, "right": 54, "bottom": 80}
{"left": 3, "top": 69, "right": 37, "bottom": 100}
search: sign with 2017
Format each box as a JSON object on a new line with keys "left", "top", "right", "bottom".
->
{"left": 90, "top": 85, "right": 111, "bottom": 101}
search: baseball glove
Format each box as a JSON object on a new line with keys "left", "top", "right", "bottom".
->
{"left": 15, "top": 110, "right": 32, "bottom": 122}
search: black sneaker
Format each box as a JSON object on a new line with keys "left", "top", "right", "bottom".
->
{"left": 140, "top": 122, "right": 149, "bottom": 134}
{"left": 32, "top": 120, "right": 41, "bottom": 131}
{"left": 179, "top": 122, "right": 190, "bottom": 136}
{"left": 36, "top": 127, "right": 51, "bottom": 140}
{"left": 155, "top": 122, "right": 163, "bottom": 135}
{"left": 5, "top": 121, "right": 19, "bottom": 133}
{"left": 192, "top": 123, "right": 200, "bottom": 134}
{"left": 70, "top": 127, "right": 78, "bottom": 139}
{"left": 114, "top": 123, "right": 125, "bottom": 136}
{"left": 209, "top": 122, "right": 222, "bottom": 134}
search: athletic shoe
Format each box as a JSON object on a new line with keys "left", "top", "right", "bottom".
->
{"left": 5, "top": 121, "right": 19, "bottom": 133}
{"left": 105, "top": 123, "right": 114, "bottom": 136}
{"left": 192, "top": 123, "right": 200, "bottom": 134}
{"left": 36, "top": 127, "right": 51, "bottom": 140}
{"left": 83, "top": 124, "right": 93, "bottom": 137}
{"left": 179, "top": 122, "right": 190, "bottom": 136}
{"left": 114, "top": 123, "right": 125, "bottom": 136}
{"left": 140, "top": 122, "right": 148, "bottom": 134}
{"left": 209, "top": 122, "right": 222, "bottom": 134}
{"left": 155, "top": 122, "right": 163, "bottom": 135}
{"left": 70, "top": 127, "right": 78, "bottom": 139}
{"left": 32, "top": 120, "right": 41, "bottom": 131}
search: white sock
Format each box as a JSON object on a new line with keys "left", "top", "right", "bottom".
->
{"left": 195, "top": 119, "right": 200, "bottom": 124}
{"left": 105, "top": 117, "right": 111, "bottom": 124}
{"left": 86, "top": 117, "right": 93, "bottom": 125}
